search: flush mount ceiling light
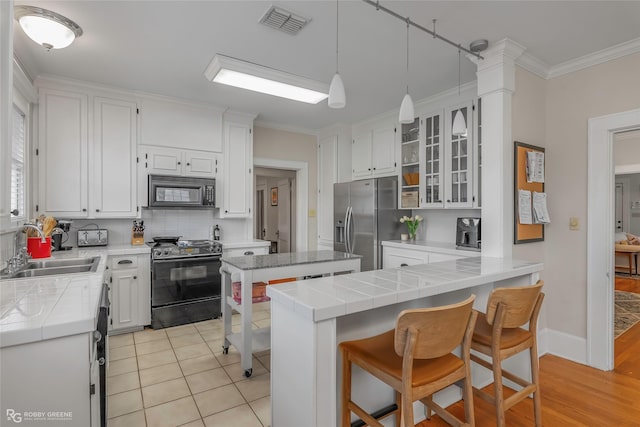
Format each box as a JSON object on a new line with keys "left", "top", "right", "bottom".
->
{"left": 204, "top": 54, "right": 329, "bottom": 104}
{"left": 14, "top": 5, "right": 83, "bottom": 51}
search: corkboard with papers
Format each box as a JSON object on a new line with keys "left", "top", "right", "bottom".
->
{"left": 514, "top": 141, "right": 545, "bottom": 244}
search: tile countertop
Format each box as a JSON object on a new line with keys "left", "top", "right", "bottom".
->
{"left": 219, "top": 239, "right": 271, "bottom": 250}
{"left": 0, "top": 244, "right": 150, "bottom": 348}
{"left": 222, "top": 250, "right": 362, "bottom": 270}
{"left": 266, "top": 257, "right": 543, "bottom": 322}
{"left": 381, "top": 240, "right": 480, "bottom": 256}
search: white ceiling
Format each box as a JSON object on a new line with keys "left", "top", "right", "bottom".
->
{"left": 13, "top": 1, "right": 640, "bottom": 131}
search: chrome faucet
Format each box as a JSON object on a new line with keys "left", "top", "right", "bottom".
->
{"left": 4, "top": 223, "right": 47, "bottom": 276}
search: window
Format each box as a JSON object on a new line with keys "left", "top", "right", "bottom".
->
{"left": 11, "top": 102, "right": 27, "bottom": 222}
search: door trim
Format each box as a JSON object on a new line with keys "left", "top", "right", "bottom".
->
{"left": 254, "top": 157, "right": 308, "bottom": 251}
{"left": 587, "top": 107, "right": 640, "bottom": 370}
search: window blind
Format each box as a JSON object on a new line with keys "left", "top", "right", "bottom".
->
{"left": 11, "top": 104, "right": 26, "bottom": 220}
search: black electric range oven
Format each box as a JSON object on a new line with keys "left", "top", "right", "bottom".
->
{"left": 148, "top": 238, "right": 222, "bottom": 329}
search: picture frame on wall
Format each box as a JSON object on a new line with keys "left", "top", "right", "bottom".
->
{"left": 271, "top": 187, "right": 278, "bottom": 206}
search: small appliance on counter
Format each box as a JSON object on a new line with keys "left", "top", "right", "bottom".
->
{"left": 52, "top": 219, "right": 73, "bottom": 251}
{"left": 77, "top": 225, "right": 109, "bottom": 247}
{"left": 456, "top": 217, "right": 481, "bottom": 251}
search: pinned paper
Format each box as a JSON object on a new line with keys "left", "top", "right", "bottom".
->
{"left": 518, "top": 190, "right": 533, "bottom": 225}
{"left": 526, "top": 151, "right": 545, "bottom": 183}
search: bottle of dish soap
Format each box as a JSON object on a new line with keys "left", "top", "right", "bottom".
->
{"left": 213, "top": 224, "right": 221, "bottom": 241}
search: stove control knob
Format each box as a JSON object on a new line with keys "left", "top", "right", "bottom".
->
{"left": 163, "top": 249, "right": 170, "bottom": 256}
{"left": 153, "top": 249, "right": 162, "bottom": 257}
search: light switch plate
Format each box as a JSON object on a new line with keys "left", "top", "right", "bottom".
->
{"left": 77, "top": 229, "right": 109, "bottom": 247}
{"left": 569, "top": 217, "right": 579, "bottom": 230}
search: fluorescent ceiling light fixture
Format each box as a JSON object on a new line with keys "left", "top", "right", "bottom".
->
{"left": 15, "top": 6, "right": 82, "bottom": 50}
{"left": 204, "top": 54, "right": 328, "bottom": 104}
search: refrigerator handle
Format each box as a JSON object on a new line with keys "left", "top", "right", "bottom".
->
{"left": 345, "top": 207, "right": 352, "bottom": 253}
{"left": 349, "top": 206, "right": 355, "bottom": 253}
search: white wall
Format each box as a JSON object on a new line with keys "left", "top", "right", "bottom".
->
{"left": 542, "top": 52, "right": 640, "bottom": 339}
{"left": 614, "top": 130, "right": 640, "bottom": 166}
{"left": 253, "top": 126, "right": 317, "bottom": 249}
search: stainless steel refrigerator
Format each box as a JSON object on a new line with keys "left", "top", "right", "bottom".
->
{"left": 334, "top": 176, "right": 401, "bottom": 271}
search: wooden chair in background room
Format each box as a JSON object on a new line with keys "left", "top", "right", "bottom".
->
{"left": 470, "top": 280, "right": 545, "bottom": 427}
{"left": 339, "top": 295, "right": 478, "bottom": 427}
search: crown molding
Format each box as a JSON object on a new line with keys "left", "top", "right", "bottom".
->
{"left": 253, "top": 119, "right": 317, "bottom": 137}
{"left": 516, "top": 52, "right": 550, "bottom": 80}
{"left": 515, "top": 37, "right": 640, "bottom": 80}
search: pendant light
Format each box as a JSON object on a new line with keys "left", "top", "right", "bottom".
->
{"left": 398, "top": 19, "right": 414, "bottom": 124}
{"left": 452, "top": 48, "right": 468, "bottom": 136}
{"left": 328, "top": 0, "right": 346, "bottom": 108}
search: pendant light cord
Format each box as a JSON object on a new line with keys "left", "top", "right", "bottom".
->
{"left": 405, "top": 19, "right": 409, "bottom": 94}
{"left": 458, "top": 48, "right": 461, "bottom": 96}
{"left": 335, "top": 0, "right": 339, "bottom": 73}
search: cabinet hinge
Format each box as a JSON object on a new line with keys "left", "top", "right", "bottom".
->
{"left": 249, "top": 168, "right": 252, "bottom": 174}
{"left": 249, "top": 129, "right": 252, "bottom": 134}
{"left": 110, "top": 318, "right": 112, "bottom": 325}
{"left": 145, "top": 153, "right": 148, "bottom": 159}
{"left": 394, "top": 127, "right": 397, "bottom": 133}
{"left": 472, "top": 103, "right": 475, "bottom": 111}
{"left": 472, "top": 196, "right": 476, "bottom": 202}
{"left": 137, "top": 206, "right": 139, "bottom": 212}
{"left": 136, "top": 108, "right": 140, "bottom": 114}
{"left": 35, "top": 204, "right": 39, "bottom": 212}
{"left": 35, "top": 148, "right": 39, "bottom": 156}
{"left": 394, "top": 162, "right": 396, "bottom": 167}
{"left": 90, "top": 384, "right": 95, "bottom": 395}
{"left": 109, "top": 277, "right": 112, "bottom": 283}
{"left": 136, "top": 157, "right": 139, "bottom": 163}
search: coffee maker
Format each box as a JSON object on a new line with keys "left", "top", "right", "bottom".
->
{"left": 52, "top": 219, "right": 73, "bottom": 251}
{"left": 456, "top": 217, "right": 481, "bottom": 251}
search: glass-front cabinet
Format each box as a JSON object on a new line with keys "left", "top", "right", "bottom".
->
{"left": 422, "top": 112, "right": 444, "bottom": 207}
{"left": 400, "top": 117, "right": 420, "bottom": 208}
{"left": 444, "top": 101, "right": 474, "bottom": 208}
{"left": 397, "top": 99, "right": 479, "bottom": 210}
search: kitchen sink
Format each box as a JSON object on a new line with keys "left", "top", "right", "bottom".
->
{"left": 25, "top": 257, "right": 100, "bottom": 269}
{"left": 1, "top": 256, "right": 100, "bottom": 279}
{"left": 12, "top": 265, "right": 97, "bottom": 278}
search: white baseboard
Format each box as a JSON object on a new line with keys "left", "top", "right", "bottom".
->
{"left": 539, "top": 327, "right": 587, "bottom": 365}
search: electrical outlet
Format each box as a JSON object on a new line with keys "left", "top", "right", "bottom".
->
{"left": 569, "top": 217, "right": 579, "bottom": 231}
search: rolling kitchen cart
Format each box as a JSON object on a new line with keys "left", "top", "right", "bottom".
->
{"left": 219, "top": 251, "right": 361, "bottom": 377}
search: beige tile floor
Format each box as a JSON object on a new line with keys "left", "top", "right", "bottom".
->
{"left": 107, "top": 302, "right": 272, "bottom": 427}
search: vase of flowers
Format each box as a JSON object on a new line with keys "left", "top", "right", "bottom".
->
{"left": 400, "top": 215, "right": 423, "bottom": 240}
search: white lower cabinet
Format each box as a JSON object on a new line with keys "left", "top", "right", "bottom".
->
{"left": 382, "top": 244, "right": 466, "bottom": 269}
{"left": 383, "top": 246, "right": 429, "bottom": 268}
{"left": 107, "top": 254, "right": 150, "bottom": 334}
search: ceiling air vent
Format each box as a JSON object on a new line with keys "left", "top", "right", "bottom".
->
{"left": 259, "top": 5, "right": 310, "bottom": 35}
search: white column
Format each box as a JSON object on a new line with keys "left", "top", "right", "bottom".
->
{"left": 471, "top": 39, "right": 525, "bottom": 258}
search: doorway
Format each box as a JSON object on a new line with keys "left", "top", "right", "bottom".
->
{"left": 587, "top": 108, "right": 640, "bottom": 370}
{"left": 254, "top": 167, "right": 296, "bottom": 253}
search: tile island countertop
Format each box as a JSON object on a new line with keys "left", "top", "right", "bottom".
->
{"left": 268, "top": 256, "right": 543, "bottom": 427}
{"left": 222, "top": 250, "right": 362, "bottom": 270}
{"left": 0, "top": 244, "right": 150, "bottom": 348}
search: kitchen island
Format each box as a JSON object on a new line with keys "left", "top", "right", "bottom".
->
{"left": 220, "top": 250, "right": 361, "bottom": 377}
{"left": 266, "top": 256, "right": 543, "bottom": 427}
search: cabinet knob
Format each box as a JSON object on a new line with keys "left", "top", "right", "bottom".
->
{"left": 96, "top": 209, "right": 100, "bottom": 212}
{"left": 82, "top": 208, "right": 87, "bottom": 212}
{"left": 368, "top": 168, "right": 371, "bottom": 171}
{"left": 10, "top": 209, "right": 19, "bottom": 216}
{"left": 186, "top": 162, "right": 190, "bottom": 166}
{"left": 373, "top": 167, "right": 376, "bottom": 170}
{"left": 177, "top": 161, "right": 181, "bottom": 165}
{"left": 400, "top": 263, "right": 408, "bottom": 267}
{"left": 446, "top": 200, "right": 451, "bottom": 203}
{"left": 133, "top": 276, "right": 137, "bottom": 280}
{"left": 225, "top": 210, "right": 228, "bottom": 213}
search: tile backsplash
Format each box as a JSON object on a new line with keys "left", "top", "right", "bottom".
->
{"left": 1, "top": 210, "right": 249, "bottom": 264}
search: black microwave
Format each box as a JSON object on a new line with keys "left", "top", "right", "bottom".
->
{"left": 148, "top": 175, "right": 216, "bottom": 208}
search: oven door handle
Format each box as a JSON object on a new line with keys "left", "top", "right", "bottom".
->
{"left": 152, "top": 256, "right": 221, "bottom": 265}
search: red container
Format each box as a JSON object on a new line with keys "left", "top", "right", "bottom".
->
{"left": 27, "top": 236, "right": 52, "bottom": 259}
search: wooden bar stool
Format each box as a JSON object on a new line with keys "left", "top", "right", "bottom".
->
{"left": 470, "top": 280, "right": 545, "bottom": 427}
{"left": 339, "top": 295, "right": 478, "bottom": 427}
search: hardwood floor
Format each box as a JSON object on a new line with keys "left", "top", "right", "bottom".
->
{"left": 414, "top": 276, "right": 640, "bottom": 426}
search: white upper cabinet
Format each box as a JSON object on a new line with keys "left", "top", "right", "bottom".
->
{"left": 38, "top": 88, "right": 89, "bottom": 217}
{"left": 138, "top": 97, "right": 223, "bottom": 152}
{"left": 92, "top": 96, "right": 138, "bottom": 218}
{"left": 352, "top": 119, "right": 398, "bottom": 180}
{"left": 220, "top": 114, "right": 254, "bottom": 218}
{"left": 38, "top": 88, "right": 139, "bottom": 219}
{"left": 421, "top": 111, "right": 445, "bottom": 208}
{"left": 317, "top": 136, "right": 338, "bottom": 247}
{"left": 141, "top": 146, "right": 217, "bottom": 178}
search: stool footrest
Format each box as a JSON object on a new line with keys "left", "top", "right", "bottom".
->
{"left": 350, "top": 403, "right": 398, "bottom": 427}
